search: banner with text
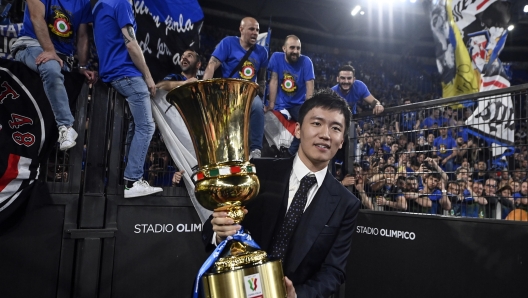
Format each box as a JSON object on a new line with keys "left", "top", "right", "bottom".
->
{"left": 133, "top": 0, "right": 203, "bottom": 82}
{"left": 428, "top": 0, "right": 514, "bottom": 162}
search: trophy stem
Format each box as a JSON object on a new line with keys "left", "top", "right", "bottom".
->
{"left": 215, "top": 201, "right": 245, "bottom": 224}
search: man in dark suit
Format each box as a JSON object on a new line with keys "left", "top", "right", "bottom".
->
{"left": 203, "top": 89, "right": 360, "bottom": 297}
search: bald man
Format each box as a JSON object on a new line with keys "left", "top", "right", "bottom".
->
{"left": 266, "top": 35, "right": 315, "bottom": 156}
{"left": 203, "top": 17, "right": 269, "bottom": 159}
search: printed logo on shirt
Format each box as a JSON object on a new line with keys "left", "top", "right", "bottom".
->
{"left": 48, "top": 6, "right": 73, "bottom": 40}
{"left": 281, "top": 73, "right": 297, "bottom": 93}
{"left": 440, "top": 144, "right": 446, "bottom": 154}
{"left": 239, "top": 60, "right": 256, "bottom": 80}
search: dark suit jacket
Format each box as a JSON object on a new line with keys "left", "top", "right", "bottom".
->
{"left": 203, "top": 157, "right": 360, "bottom": 297}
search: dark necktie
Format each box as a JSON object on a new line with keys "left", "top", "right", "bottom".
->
{"left": 270, "top": 174, "right": 317, "bottom": 261}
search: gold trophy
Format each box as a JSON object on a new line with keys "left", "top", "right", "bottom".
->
{"left": 166, "top": 79, "right": 286, "bottom": 298}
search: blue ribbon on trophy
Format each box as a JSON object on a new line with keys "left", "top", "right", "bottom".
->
{"left": 193, "top": 227, "right": 261, "bottom": 298}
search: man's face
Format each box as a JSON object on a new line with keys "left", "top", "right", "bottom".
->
{"left": 407, "top": 179, "right": 418, "bottom": 191}
{"left": 484, "top": 180, "right": 497, "bottom": 195}
{"left": 511, "top": 181, "right": 520, "bottom": 193}
{"left": 473, "top": 183, "right": 483, "bottom": 195}
{"left": 386, "top": 136, "right": 394, "bottom": 144}
{"left": 433, "top": 109, "right": 440, "bottom": 118}
{"left": 295, "top": 107, "right": 345, "bottom": 171}
{"left": 427, "top": 134, "right": 435, "bottom": 143}
{"left": 465, "top": 109, "right": 472, "bottom": 118}
{"left": 478, "top": 161, "right": 487, "bottom": 171}
{"left": 240, "top": 19, "right": 259, "bottom": 45}
{"left": 457, "top": 169, "right": 468, "bottom": 181}
{"left": 391, "top": 143, "right": 399, "bottom": 153}
{"left": 440, "top": 127, "right": 448, "bottom": 137}
{"left": 501, "top": 170, "right": 509, "bottom": 179}
{"left": 417, "top": 154, "right": 425, "bottom": 164}
{"left": 501, "top": 189, "right": 511, "bottom": 197}
{"left": 283, "top": 38, "right": 301, "bottom": 63}
{"left": 521, "top": 182, "right": 528, "bottom": 195}
{"left": 448, "top": 183, "right": 460, "bottom": 195}
{"left": 180, "top": 50, "right": 199, "bottom": 73}
{"left": 337, "top": 70, "right": 355, "bottom": 92}
{"left": 426, "top": 176, "right": 439, "bottom": 189}
{"left": 384, "top": 166, "right": 396, "bottom": 177}
{"left": 446, "top": 108, "right": 452, "bottom": 116}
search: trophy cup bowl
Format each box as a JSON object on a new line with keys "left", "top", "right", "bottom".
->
{"left": 166, "top": 79, "right": 286, "bottom": 298}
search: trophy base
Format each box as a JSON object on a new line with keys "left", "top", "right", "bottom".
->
{"left": 202, "top": 259, "right": 286, "bottom": 298}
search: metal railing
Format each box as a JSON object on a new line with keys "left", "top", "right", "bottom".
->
{"left": 344, "top": 84, "right": 528, "bottom": 221}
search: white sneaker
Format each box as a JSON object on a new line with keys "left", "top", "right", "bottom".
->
{"left": 124, "top": 179, "right": 163, "bottom": 198}
{"left": 249, "top": 149, "right": 261, "bottom": 159}
{"left": 58, "top": 126, "right": 78, "bottom": 151}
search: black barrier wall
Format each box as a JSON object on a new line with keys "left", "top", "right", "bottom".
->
{"left": 347, "top": 211, "right": 528, "bottom": 298}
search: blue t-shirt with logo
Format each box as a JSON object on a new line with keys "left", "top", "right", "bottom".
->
{"left": 20, "top": 0, "right": 93, "bottom": 56}
{"left": 211, "top": 36, "right": 268, "bottom": 82}
{"left": 92, "top": 0, "right": 142, "bottom": 82}
{"left": 331, "top": 80, "right": 371, "bottom": 114}
{"left": 433, "top": 136, "right": 457, "bottom": 159}
{"left": 268, "top": 52, "right": 315, "bottom": 110}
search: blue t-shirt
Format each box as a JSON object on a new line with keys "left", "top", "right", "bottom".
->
{"left": 399, "top": 111, "right": 418, "bottom": 131}
{"left": 331, "top": 80, "right": 370, "bottom": 114}
{"left": 211, "top": 36, "right": 268, "bottom": 82}
{"left": 162, "top": 73, "right": 187, "bottom": 81}
{"left": 92, "top": 0, "right": 142, "bottom": 82}
{"left": 433, "top": 136, "right": 457, "bottom": 159}
{"left": 428, "top": 189, "right": 443, "bottom": 214}
{"left": 268, "top": 52, "right": 315, "bottom": 110}
{"left": 20, "top": 0, "right": 93, "bottom": 56}
{"left": 421, "top": 116, "right": 449, "bottom": 128}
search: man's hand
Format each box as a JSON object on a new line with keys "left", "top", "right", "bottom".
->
{"left": 341, "top": 175, "right": 356, "bottom": 187}
{"left": 264, "top": 104, "right": 274, "bottom": 113}
{"left": 172, "top": 170, "right": 185, "bottom": 185}
{"left": 284, "top": 277, "right": 296, "bottom": 298}
{"left": 373, "top": 104, "right": 384, "bottom": 115}
{"left": 35, "top": 50, "right": 63, "bottom": 67}
{"left": 79, "top": 69, "right": 98, "bottom": 85}
{"left": 376, "top": 197, "right": 386, "bottom": 206}
{"left": 145, "top": 76, "right": 156, "bottom": 97}
{"left": 211, "top": 210, "right": 245, "bottom": 243}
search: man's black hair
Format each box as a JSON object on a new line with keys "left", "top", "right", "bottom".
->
{"left": 338, "top": 65, "right": 355, "bottom": 76}
{"left": 298, "top": 89, "right": 352, "bottom": 136}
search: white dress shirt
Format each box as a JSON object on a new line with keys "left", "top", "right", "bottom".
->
{"left": 287, "top": 155, "right": 328, "bottom": 212}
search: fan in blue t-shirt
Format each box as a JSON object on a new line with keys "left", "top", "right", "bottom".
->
{"left": 330, "top": 65, "right": 384, "bottom": 115}
{"left": 265, "top": 35, "right": 314, "bottom": 156}
{"left": 202, "top": 17, "right": 269, "bottom": 159}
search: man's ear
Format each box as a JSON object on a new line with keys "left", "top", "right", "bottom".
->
{"left": 294, "top": 122, "right": 301, "bottom": 139}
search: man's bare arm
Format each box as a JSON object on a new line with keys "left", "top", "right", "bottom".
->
{"left": 27, "top": 0, "right": 62, "bottom": 66}
{"left": 266, "top": 71, "right": 278, "bottom": 111}
{"left": 305, "top": 79, "right": 314, "bottom": 100}
{"left": 257, "top": 67, "right": 266, "bottom": 96}
{"left": 202, "top": 56, "right": 221, "bottom": 80}
{"left": 364, "top": 94, "right": 384, "bottom": 115}
{"left": 121, "top": 25, "right": 155, "bottom": 96}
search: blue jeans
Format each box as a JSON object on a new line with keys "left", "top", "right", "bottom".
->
{"left": 250, "top": 95, "right": 264, "bottom": 151}
{"left": 286, "top": 104, "right": 302, "bottom": 155}
{"left": 15, "top": 46, "right": 74, "bottom": 127}
{"left": 112, "top": 77, "right": 155, "bottom": 181}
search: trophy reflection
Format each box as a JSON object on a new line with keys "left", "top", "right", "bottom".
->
{"left": 166, "top": 79, "right": 286, "bottom": 298}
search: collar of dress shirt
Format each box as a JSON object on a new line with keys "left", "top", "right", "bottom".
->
{"left": 292, "top": 154, "right": 327, "bottom": 187}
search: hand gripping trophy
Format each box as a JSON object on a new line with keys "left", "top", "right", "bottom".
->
{"left": 166, "top": 79, "right": 286, "bottom": 298}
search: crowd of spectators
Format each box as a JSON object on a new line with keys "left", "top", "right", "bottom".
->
{"left": 342, "top": 100, "right": 528, "bottom": 220}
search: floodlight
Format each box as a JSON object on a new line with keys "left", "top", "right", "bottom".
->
{"left": 351, "top": 5, "right": 361, "bottom": 16}
{"left": 508, "top": 25, "right": 514, "bottom": 31}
